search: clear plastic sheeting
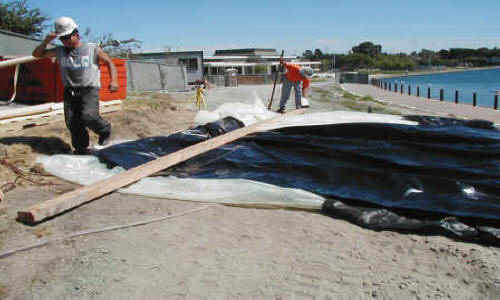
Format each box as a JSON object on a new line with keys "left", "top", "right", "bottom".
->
{"left": 257, "top": 110, "right": 418, "bottom": 132}
{"left": 36, "top": 155, "right": 325, "bottom": 210}
{"left": 37, "top": 155, "right": 124, "bottom": 186}
{"left": 194, "top": 92, "right": 276, "bottom": 126}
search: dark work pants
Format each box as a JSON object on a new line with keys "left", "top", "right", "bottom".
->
{"left": 63, "top": 87, "right": 111, "bottom": 152}
{"left": 279, "top": 78, "right": 302, "bottom": 109}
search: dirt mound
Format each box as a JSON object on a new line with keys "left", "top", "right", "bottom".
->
{"left": 0, "top": 92, "right": 195, "bottom": 195}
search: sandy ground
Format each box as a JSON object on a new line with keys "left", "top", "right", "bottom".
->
{"left": 0, "top": 81, "right": 499, "bottom": 299}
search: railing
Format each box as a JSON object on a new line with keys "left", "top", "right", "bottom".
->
{"left": 372, "top": 78, "right": 499, "bottom": 110}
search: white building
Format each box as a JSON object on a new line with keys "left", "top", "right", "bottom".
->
{"left": 204, "top": 48, "right": 321, "bottom": 76}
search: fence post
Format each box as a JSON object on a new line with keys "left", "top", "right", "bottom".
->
{"left": 395, "top": 83, "right": 398, "bottom": 93}
{"left": 427, "top": 87, "right": 431, "bottom": 99}
{"left": 440, "top": 89, "right": 444, "bottom": 101}
{"left": 495, "top": 94, "right": 499, "bottom": 110}
{"left": 473, "top": 92, "right": 477, "bottom": 106}
{"left": 401, "top": 83, "right": 404, "bottom": 94}
{"left": 408, "top": 85, "right": 411, "bottom": 95}
{"left": 455, "top": 90, "right": 459, "bottom": 104}
{"left": 384, "top": 82, "right": 387, "bottom": 90}
{"left": 417, "top": 86, "right": 420, "bottom": 97}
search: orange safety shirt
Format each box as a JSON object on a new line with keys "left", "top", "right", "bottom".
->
{"left": 283, "top": 62, "right": 310, "bottom": 91}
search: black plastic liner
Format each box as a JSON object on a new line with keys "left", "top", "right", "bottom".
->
{"left": 98, "top": 116, "right": 244, "bottom": 169}
{"left": 97, "top": 115, "right": 500, "bottom": 244}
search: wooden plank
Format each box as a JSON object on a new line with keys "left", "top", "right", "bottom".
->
{"left": 0, "top": 56, "right": 41, "bottom": 69}
{"left": 17, "top": 110, "right": 304, "bottom": 224}
{"left": 0, "top": 100, "right": 122, "bottom": 122}
{"left": 0, "top": 103, "right": 61, "bottom": 121}
{"left": 0, "top": 102, "right": 122, "bottom": 133}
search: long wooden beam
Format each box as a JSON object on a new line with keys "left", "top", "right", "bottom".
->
{"left": 0, "top": 56, "right": 41, "bottom": 69}
{"left": 0, "top": 103, "right": 62, "bottom": 121}
{"left": 0, "top": 101, "right": 122, "bottom": 133}
{"left": 17, "top": 110, "right": 304, "bottom": 224}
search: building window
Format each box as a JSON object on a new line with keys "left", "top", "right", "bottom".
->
{"left": 179, "top": 58, "right": 198, "bottom": 71}
{"left": 244, "top": 66, "right": 253, "bottom": 74}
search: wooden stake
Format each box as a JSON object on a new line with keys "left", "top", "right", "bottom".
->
{"left": 17, "top": 110, "right": 304, "bottom": 224}
{"left": 267, "top": 50, "right": 284, "bottom": 110}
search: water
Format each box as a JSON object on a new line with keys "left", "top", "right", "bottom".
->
{"left": 380, "top": 68, "right": 500, "bottom": 108}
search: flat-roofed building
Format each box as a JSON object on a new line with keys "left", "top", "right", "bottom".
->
{"left": 204, "top": 48, "right": 321, "bottom": 77}
{"left": 133, "top": 51, "right": 203, "bottom": 84}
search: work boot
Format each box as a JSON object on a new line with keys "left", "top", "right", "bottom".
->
{"left": 98, "top": 131, "right": 111, "bottom": 146}
{"left": 276, "top": 108, "right": 285, "bottom": 114}
{"left": 73, "top": 148, "right": 93, "bottom": 155}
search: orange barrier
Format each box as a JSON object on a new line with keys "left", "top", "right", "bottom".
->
{"left": 0, "top": 57, "right": 127, "bottom": 103}
{"left": 100, "top": 59, "right": 127, "bottom": 101}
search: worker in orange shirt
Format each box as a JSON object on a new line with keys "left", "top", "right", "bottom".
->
{"left": 277, "top": 57, "right": 313, "bottom": 113}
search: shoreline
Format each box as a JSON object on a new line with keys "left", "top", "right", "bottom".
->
{"left": 370, "top": 65, "right": 500, "bottom": 79}
{"left": 341, "top": 83, "right": 500, "bottom": 124}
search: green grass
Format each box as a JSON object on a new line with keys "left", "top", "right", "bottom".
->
{"left": 331, "top": 86, "right": 344, "bottom": 92}
{"left": 340, "top": 99, "right": 401, "bottom": 115}
{"left": 340, "top": 99, "right": 363, "bottom": 110}
{"left": 369, "top": 70, "right": 407, "bottom": 75}
{"left": 311, "top": 77, "right": 328, "bottom": 82}
{"left": 310, "top": 87, "right": 336, "bottom": 103}
{"left": 342, "top": 92, "right": 359, "bottom": 100}
{"left": 359, "top": 95, "right": 374, "bottom": 101}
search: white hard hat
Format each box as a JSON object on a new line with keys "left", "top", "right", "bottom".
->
{"left": 300, "top": 67, "right": 314, "bottom": 79}
{"left": 54, "top": 17, "right": 78, "bottom": 37}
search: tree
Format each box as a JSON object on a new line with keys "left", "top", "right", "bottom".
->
{"left": 313, "top": 48, "right": 324, "bottom": 59}
{"left": 82, "top": 27, "right": 142, "bottom": 58}
{"left": 437, "top": 49, "right": 449, "bottom": 59}
{"left": 475, "top": 47, "right": 490, "bottom": 58}
{"left": 302, "top": 50, "right": 313, "bottom": 59}
{"left": 351, "top": 41, "right": 382, "bottom": 57}
{"left": 418, "top": 49, "right": 435, "bottom": 58}
{"left": 0, "top": 0, "right": 49, "bottom": 36}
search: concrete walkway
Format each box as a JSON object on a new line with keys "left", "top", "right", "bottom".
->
{"left": 342, "top": 83, "right": 500, "bottom": 124}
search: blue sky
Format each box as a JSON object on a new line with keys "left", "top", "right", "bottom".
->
{"left": 29, "top": 0, "right": 500, "bottom": 55}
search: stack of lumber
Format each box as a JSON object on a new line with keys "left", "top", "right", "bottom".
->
{"left": 0, "top": 100, "right": 122, "bottom": 132}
